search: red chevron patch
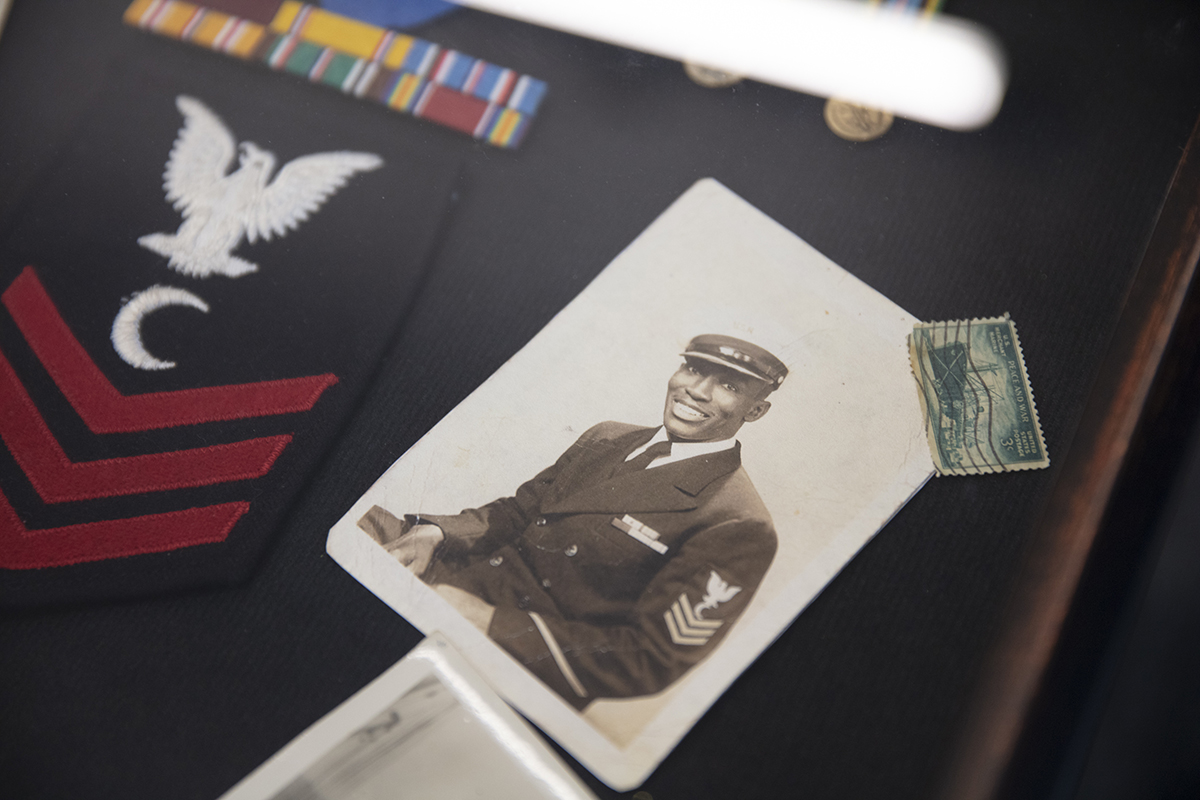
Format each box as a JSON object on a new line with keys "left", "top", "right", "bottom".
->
{"left": 2, "top": 267, "right": 338, "bottom": 433}
{"left": 0, "top": 350, "right": 291, "bottom": 502}
{"left": 0, "top": 489, "right": 249, "bottom": 569}
{"left": 0, "top": 266, "right": 336, "bottom": 569}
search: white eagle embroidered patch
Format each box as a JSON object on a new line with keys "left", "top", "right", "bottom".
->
{"left": 664, "top": 571, "right": 742, "bottom": 646}
{"left": 138, "top": 95, "right": 383, "bottom": 279}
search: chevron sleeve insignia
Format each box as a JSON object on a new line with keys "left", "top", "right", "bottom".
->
{"left": 664, "top": 591, "right": 724, "bottom": 647}
{"left": 0, "top": 73, "right": 463, "bottom": 606}
{"left": 0, "top": 350, "right": 291, "bottom": 503}
{"left": 2, "top": 268, "right": 337, "bottom": 433}
{"left": 0, "top": 492, "right": 249, "bottom": 570}
{"left": 0, "top": 267, "right": 328, "bottom": 576}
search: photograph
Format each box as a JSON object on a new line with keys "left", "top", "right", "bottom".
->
{"left": 218, "top": 634, "right": 597, "bottom": 800}
{"left": 357, "top": 329, "right": 789, "bottom": 710}
{"left": 327, "top": 178, "right": 935, "bottom": 788}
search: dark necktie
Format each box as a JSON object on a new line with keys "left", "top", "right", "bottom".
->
{"left": 613, "top": 440, "right": 672, "bottom": 477}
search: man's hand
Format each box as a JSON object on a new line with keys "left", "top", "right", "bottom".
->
{"left": 385, "top": 523, "right": 444, "bottom": 577}
{"left": 433, "top": 584, "right": 496, "bottom": 632}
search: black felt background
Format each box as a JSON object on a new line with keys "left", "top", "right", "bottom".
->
{"left": 1, "top": 0, "right": 1199, "bottom": 797}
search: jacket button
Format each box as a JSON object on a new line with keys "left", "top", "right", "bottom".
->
{"left": 542, "top": 578, "right": 552, "bottom": 588}
{"left": 564, "top": 545, "right": 578, "bottom": 557}
{"left": 535, "top": 516, "right": 548, "bottom": 526}
{"left": 489, "top": 555, "right": 504, "bottom": 567}
{"left": 517, "top": 595, "right": 530, "bottom": 609}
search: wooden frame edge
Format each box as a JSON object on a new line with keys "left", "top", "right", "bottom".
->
{"left": 938, "top": 113, "right": 1200, "bottom": 800}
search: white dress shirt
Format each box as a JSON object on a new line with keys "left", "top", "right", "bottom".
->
{"left": 623, "top": 426, "right": 736, "bottom": 469}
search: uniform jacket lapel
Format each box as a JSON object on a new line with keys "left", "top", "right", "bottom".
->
{"left": 544, "top": 427, "right": 743, "bottom": 515}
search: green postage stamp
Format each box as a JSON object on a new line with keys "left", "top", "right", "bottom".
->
{"left": 909, "top": 315, "right": 1049, "bottom": 476}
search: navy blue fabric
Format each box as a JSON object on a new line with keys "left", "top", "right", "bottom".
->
{"left": 0, "top": 0, "right": 1199, "bottom": 798}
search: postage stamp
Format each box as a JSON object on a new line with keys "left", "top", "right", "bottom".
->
{"left": 909, "top": 315, "right": 1049, "bottom": 475}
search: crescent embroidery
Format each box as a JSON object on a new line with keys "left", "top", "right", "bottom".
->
{"left": 110, "top": 285, "right": 209, "bottom": 371}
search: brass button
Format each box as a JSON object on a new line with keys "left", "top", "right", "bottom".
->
{"left": 535, "top": 516, "right": 547, "bottom": 526}
{"left": 565, "top": 545, "right": 578, "bottom": 557}
{"left": 541, "top": 578, "right": 552, "bottom": 588}
{"left": 517, "top": 595, "right": 530, "bottom": 609}
{"left": 489, "top": 555, "right": 504, "bottom": 567}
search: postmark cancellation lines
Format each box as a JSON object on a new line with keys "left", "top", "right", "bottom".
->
{"left": 909, "top": 314, "right": 1049, "bottom": 476}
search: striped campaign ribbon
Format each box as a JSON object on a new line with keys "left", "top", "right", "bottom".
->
{"left": 124, "top": 0, "right": 548, "bottom": 149}
{"left": 868, "top": 0, "right": 946, "bottom": 17}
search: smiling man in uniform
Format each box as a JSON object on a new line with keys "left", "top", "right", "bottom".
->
{"left": 359, "top": 333, "right": 786, "bottom": 709}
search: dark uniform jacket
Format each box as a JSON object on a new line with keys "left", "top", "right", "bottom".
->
{"left": 361, "top": 422, "right": 777, "bottom": 708}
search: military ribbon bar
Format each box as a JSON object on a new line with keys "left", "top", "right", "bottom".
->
{"left": 124, "top": 0, "right": 548, "bottom": 148}
{"left": 611, "top": 514, "right": 669, "bottom": 554}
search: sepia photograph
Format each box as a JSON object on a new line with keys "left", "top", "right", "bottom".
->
{"left": 328, "top": 178, "right": 935, "bottom": 788}
{"left": 357, "top": 329, "right": 790, "bottom": 709}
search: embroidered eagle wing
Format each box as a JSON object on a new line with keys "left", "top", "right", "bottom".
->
{"left": 245, "top": 152, "right": 384, "bottom": 244}
{"left": 163, "top": 95, "right": 237, "bottom": 217}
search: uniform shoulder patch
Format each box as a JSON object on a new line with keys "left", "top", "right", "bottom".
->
{"left": 664, "top": 571, "right": 742, "bottom": 646}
